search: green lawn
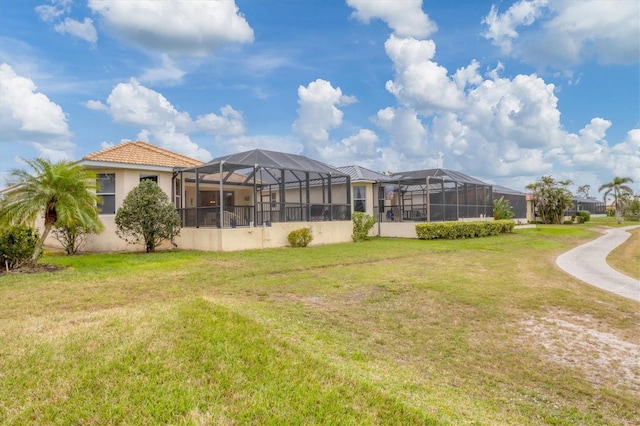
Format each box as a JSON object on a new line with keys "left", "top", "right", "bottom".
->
{"left": 1, "top": 221, "right": 638, "bottom": 425}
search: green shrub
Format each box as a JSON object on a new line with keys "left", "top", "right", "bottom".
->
{"left": 493, "top": 196, "right": 515, "bottom": 220}
{"left": 352, "top": 212, "right": 376, "bottom": 242}
{"left": 288, "top": 227, "right": 313, "bottom": 248}
{"left": 606, "top": 209, "right": 615, "bottom": 217}
{"left": 415, "top": 220, "right": 515, "bottom": 240}
{"left": 0, "top": 226, "right": 40, "bottom": 270}
{"left": 576, "top": 210, "right": 590, "bottom": 222}
{"left": 622, "top": 197, "right": 640, "bottom": 221}
{"left": 563, "top": 220, "right": 573, "bottom": 225}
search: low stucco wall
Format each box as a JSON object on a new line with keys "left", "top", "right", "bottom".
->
{"left": 377, "top": 222, "right": 418, "bottom": 239}
{"left": 175, "top": 221, "right": 353, "bottom": 252}
{"left": 44, "top": 219, "right": 354, "bottom": 253}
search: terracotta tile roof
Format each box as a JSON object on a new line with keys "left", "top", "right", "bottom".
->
{"left": 82, "top": 141, "right": 203, "bottom": 168}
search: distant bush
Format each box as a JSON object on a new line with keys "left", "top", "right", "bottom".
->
{"left": 0, "top": 226, "right": 40, "bottom": 270}
{"left": 623, "top": 197, "right": 640, "bottom": 222}
{"left": 352, "top": 212, "right": 376, "bottom": 242}
{"left": 563, "top": 220, "right": 574, "bottom": 225}
{"left": 606, "top": 209, "right": 615, "bottom": 217}
{"left": 576, "top": 210, "right": 590, "bottom": 222}
{"left": 415, "top": 220, "right": 515, "bottom": 240}
{"left": 493, "top": 197, "right": 515, "bottom": 220}
{"left": 288, "top": 227, "right": 313, "bottom": 248}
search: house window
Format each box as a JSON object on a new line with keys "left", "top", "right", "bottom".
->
{"left": 354, "top": 185, "right": 366, "bottom": 212}
{"left": 199, "top": 191, "right": 234, "bottom": 207}
{"left": 174, "top": 179, "right": 181, "bottom": 208}
{"left": 97, "top": 173, "right": 116, "bottom": 214}
{"left": 140, "top": 174, "right": 158, "bottom": 183}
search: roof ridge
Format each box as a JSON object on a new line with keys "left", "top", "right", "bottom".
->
{"left": 82, "top": 141, "right": 203, "bottom": 167}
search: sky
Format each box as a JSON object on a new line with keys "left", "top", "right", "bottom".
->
{"left": 1, "top": 0, "right": 639, "bottom": 195}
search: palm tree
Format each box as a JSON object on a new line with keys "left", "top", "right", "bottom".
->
{"left": 0, "top": 158, "right": 104, "bottom": 263}
{"left": 598, "top": 176, "right": 634, "bottom": 224}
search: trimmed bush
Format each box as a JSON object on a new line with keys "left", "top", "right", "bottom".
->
{"left": 415, "top": 220, "right": 515, "bottom": 240}
{"left": 288, "top": 227, "right": 313, "bottom": 248}
{"left": 0, "top": 226, "right": 40, "bottom": 270}
{"left": 576, "top": 210, "right": 590, "bottom": 222}
{"left": 352, "top": 212, "right": 376, "bottom": 242}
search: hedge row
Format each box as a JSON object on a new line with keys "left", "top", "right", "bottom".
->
{"left": 415, "top": 220, "right": 515, "bottom": 240}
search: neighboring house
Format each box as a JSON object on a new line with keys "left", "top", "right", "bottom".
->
{"left": 173, "top": 149, "right": 353, "bottom": 251}
{"left": 336, "top": 165, "right": 393, "bottom": 217}
{"left": 388, "top": 168, "right": 494, "bottom": 222}
{"left": 567, "top": 197, "right": 606, "bottom": 216}
{"left": 62, "top": 141, "right": 203, "bottom": 252}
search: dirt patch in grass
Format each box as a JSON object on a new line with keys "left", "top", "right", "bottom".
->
{"left": 0, "top": 263, "right": 64, "bottom": 275}
{"left": 520, "top": 310, "right": 640, "bottom": 395}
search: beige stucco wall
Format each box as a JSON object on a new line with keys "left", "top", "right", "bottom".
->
{"left": 175, "top": 221, "right": 353, "bottom": 252}
{"left": 45, "top": 216, "right": 354, "bottom": 253}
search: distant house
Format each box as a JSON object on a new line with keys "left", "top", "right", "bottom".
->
{"left": 335, "top": 165, "right": 393, "bottom": 217}
{"left": 567, "top": 197, "right": 606, "bottom": 216}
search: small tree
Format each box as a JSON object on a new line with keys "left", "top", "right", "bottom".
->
{"left": 599, "top": 176, "right": 634, "bottom": 224}
{"left": 51, "top": 223, "right": 99, "bottom": 255}
{"left": 526, "top": 176, "right": 574, "bottom": 224}
{"left": 493, "top": 196, "right": 515, "bottom": 220}
{"left": 622, "top": 195, "right": 640, "bottom": 222}
{"left": 115, "top": 180, "right": 181, "bottom": 252}
{"left": 352, "top": 212, "right": 376, "bottom": 242}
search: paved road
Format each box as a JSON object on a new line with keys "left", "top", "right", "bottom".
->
{"left": 556, "top": 225, "right": 639, "bottom": 302}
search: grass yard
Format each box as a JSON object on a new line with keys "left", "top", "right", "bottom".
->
{"left": 1, "top": 220, "right": 638, "bottom": 425}
{"left": 607, "top": 227, "right": 640, "bottom": 280}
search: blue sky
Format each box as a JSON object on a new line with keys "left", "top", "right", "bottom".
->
{"left": 1, "top": 0, "right": 639, "bottom": 195}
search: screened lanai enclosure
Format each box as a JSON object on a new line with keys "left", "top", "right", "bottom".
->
{"left": 379, "top": 168, "right": 493, "bottom": 222}
{"left": 173, "top": 149, "right": 351, "bottom": 228}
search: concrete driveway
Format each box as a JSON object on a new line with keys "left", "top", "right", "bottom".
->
{"left": 556, "top": 225, "right": 639, "bottom": 302}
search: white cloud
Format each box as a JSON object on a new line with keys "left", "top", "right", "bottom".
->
{"left": 85, "top": 100, "right": 107, "bottom": 110}
{"left": 36, "top": 1, "right": 97, "bottom": 44}
{"left": 35, "top": 0, "right": 72, "bottom": 22}
{"left": 292, "top": 79, "right": 353, "bottom": 147}
{"left": 0, "top": 63, "right": 74, "bottom": 160}
{"left": 482, "top": 0, "right": 640, "bottom": 69}
{"left": 0, "top": 63, "right": 70, "bottom": 137}
{"left": 139, "top": 54, "right": 186, "bottom": 85}
{"left": 384, "top": 35, "right": 466, "bottom": 112}
{"left": 481, "top": 0, "right": 548, "bottom": 54}
{"left": 222, "top": 135, "right": 304, "bottom": 156}
{"left": 91, "top": 78, "right": 246, "bottom": 161}
{"left": 87, "top": 0, "right": 254, "bottom": 56}
{"left": 136, "top": 126, "right": 212, "bottom": 163}
{"left": 347, "top": 0, "right": 437, "bottom": 38}
{"left": 54, "top": 17, "right": 97, "bottom": 43}
{"left": 316, "top": 129, "right": 380, "bottom": 164}
{"left": 373, "top": 107, "right": 427, "bottom": 157}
